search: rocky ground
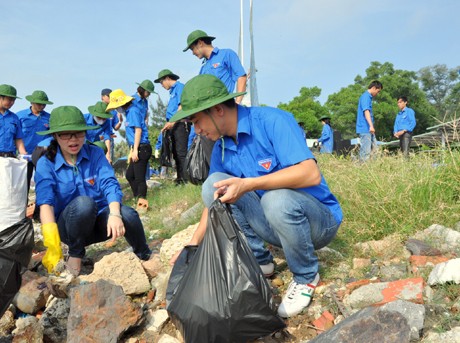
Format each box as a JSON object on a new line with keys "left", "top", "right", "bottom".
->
{"left": 1, "top": 204, "right": 460, "bottom": 342}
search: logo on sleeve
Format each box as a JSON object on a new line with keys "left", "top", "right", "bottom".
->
{"left": 258, "top": 158, "right": 272, "bottom": 171}
{"left": 212, "top": 63, "right": 220, "bottom": 68}
{"left": 84, "top": 176, "right": 97, "bottom": 186}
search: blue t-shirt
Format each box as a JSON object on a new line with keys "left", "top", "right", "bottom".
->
{"left": 132, "top": 93, "right": 148, "bottom": 119}
{"left": 110, "top": 110, "right": 119, "bottom": 130}
{"left": 187, "top": 125, "right": 196, "bottom": 150}
{"left": 199, "top": 47, "right": 246, "bottom": 92}
{"left": 166, "top": 82, "right": 184, "bottom": 121}
{"left": 209, "top": 105, "right": 343, "bottom": 224}
{"left": 125, "top": 104, "right": 150, "bottom": 146}
{"left": 393, "top": 107, "right": 416, "bottom": 134}
{"left": 356, "top": 91, "right": 374, "bottom": 134}
{"left": 155, "top": 133, "right": 162, "bottom": 151}
{"left": 35, "top": 144, "right": 123, "bottom": 218}
{"left": 83, "top": 113, "right": 113, "bottom": 143}
{"left": 0, "top": 110, "right": 23, "bottom": 153}
{"left": 16, "top": 107, "right": 51, "bottom": 154}
{"left": 318, "top": 124, "right": 333, "bottom": 153}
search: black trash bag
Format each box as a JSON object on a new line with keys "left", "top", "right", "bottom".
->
{"left": 185, "top": 134, "right": 215, "bottom": 185}
{"left": 165, "top": 245, "right": 198, "bottom": 307}
{"left": 0, "top": 218, "right": 34, "bottom": 317}
{"left": 160, "top": 131, "right": 173, "bottom": 167}
{"left": 167, "top": 200, "right": 286, "bottom": 343}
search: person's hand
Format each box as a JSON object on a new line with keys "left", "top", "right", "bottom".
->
{"left": 106, "top": 152, "right": 112, "bottom": 164}
{"left": 131, "top": 149, "right": 139, "bottom": 162}
{"left": 154, "top": 149, "right": 160, "bottom": 159}
{"left": 107, "top": 214, "right": 125, "bottom": 243}
{"left": 41, "top": 222, "right": 63, "bottom": 273}
{"left": 117, "top": 113, "right": 123, "bottom": 123}
{"left": 369, "top": 125, "right": 376, "bottom": 134}
{"left": 213, "top": 177, "right": 249, "bottom": 204}
{"left": 169, "top": 248, "right": 183, "bottom": 265}
{"left": 161, "top": 122, "right": 174, "bottom": 132}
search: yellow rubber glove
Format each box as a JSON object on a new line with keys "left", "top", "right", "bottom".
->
{"left": 41, "top": 222, "right": 63, "bottom": 273}
{"left": 127, "top": 146, "right": 133, "bottom": 165}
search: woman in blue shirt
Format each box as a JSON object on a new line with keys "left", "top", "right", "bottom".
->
{"left": 106, "top": 89, "right": 152, "bottom": 209}
{"left": 35, "top": 106, "right": 151, "bottom": 276}
{"left": 317, "top": 115, "right": 334, "bottom": 154}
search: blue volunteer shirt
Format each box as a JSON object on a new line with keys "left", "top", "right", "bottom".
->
{"left": 199, "top": 47, "right": 246, "bottom": 92}
{"left": 35, "top": 144, "right": 123, "bottom": 218}
{"left": 155, "top": 134, "right": 162, "bottom": 150}
{"left": 132, "top": 93, "right": 148, "bottom": 119}
{"left": 110, "top": 110, "right": 119, "bottom": 130}
{"left": 83, "top": 113, "right": 113, "bottom": 143}
{"left": 16, "top": 108, "right": 51, "bottom": 154}
{"left": 318, "top": 124, "right": 334, "bottom": 153}
{"left": 166, "top": 82, "right": 184, "bottom": 121}
{"left": 125, "top": 104, "right": 150, "bottom": 146}
{"left": 0, "top": 110, "right": 23, "bottom": 153}
{"left": 209, "top": 105, "right": 343, "bottom": 225}
{"left": 187, "top": 126, "right": 196, "bottom": 150}
{"left": 393, "top": 107, "right": 416, "bottom": 134}
{"left": 356, "top": 91, "right": 374, "bottom": 134}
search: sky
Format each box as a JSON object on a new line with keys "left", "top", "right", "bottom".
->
{"left": 1, "top": 0, "right": 459, "bottom": 114}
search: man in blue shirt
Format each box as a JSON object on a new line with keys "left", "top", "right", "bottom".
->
{"left": 84, "top": 101, "right": 114, "bottom": 163}
{"left": 154, "top": 69, "right": 189, "bottom": 184}
{"left": 183, "top": 29, "right": 247, "bottom": 100}
{"left": 356, "top": 81, "right": 383, "bottom": 162}
{"left": 393, "top": 96, "right": 416, "bottom": 158}
{"left": 17, "top": 90, "right": 54, "bottom": 190}
{"left": 0, "top": 84, "right": 27, "bottom": 157}
{"left": 317, "top": 115, "right": 334, "bottom": 154}
{"left": 170, "top": 75, "right": 342, "bottom": 318}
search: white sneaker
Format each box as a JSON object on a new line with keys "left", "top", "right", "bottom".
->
{"left": 277, "top": 273, "right": 320, "bottom": 318}
{"left": 259, "top": 262, "right": 275, "bottom": 277}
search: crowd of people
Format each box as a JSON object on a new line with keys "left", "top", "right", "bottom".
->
{"left": 0, "top": 28, "right": 417, "bottom": 319}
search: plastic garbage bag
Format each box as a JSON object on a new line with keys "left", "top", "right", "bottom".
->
{"left": 0, "top": 157, "right": 28, "bottom": 231}
{"left": 184, "top": 135, "right": 215, "bottom": 185}
{"left": 167, "top": 200, "right": 285, "bottom": 343}
{"left": 0, "top": 218, "right": 34, "bottom": 317}
{"left": 160, "top": 131, "right": 173, "bottom": 168}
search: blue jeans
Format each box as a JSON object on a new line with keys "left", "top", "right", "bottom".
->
{"left": 202, "top": 172, "right": 340, "bottom": 284}
{"left": 359, "top": 133, "right": 377, "bottom": 162}
{"left": 57, "top": 196, "right": 151, "bottom": 260}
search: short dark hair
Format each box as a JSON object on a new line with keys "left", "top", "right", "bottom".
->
{"left": 398, "top": 96, "right": 408, "bottom": 103}
{"left": 368, "top": 80, "right": 383, "bottom": 90}
{"left": 137, "top": 86, "right": 147, "bottom": 98}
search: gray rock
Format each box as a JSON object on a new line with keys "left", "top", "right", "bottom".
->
{"left": 379, "top": 264, "right": 408, "bottom": 281}
{"left": 150, "top": 271, "right": 170, "bottom": 302}
{"left": 308, "top": 307, "right": 411, "bottom": 343}
{"left": 146, "top": 309, "right": 169, "bottom": 332}
{"left": 12, "top": 316, "right": 43, "bottom": 342}
{"left": 160, "top": 223, "right": 198, "bottom": 263}
{"left": 428, "top": 258, "right": 460, "bottom": 285}
{"left": 316, "top": 246, "right": 344, "bottom": 261}
{"left": 180, "top": 202, "right": 203, "bottom": 223}
{"left": 405, "top": 238, "right": 442, "bottom": 256}
{"left": 344, "top": 282, "right": 388, "bottom": 309}
{"left": 39, "top": 297, "right": 70, "bottom": 343}
{"left": 421, "top": 326, "right": 460, "bottom": 342}
{"left": 67, "top": 280, "right": 144, "bottom": 343}
{"left": 413, "top": 224, "right": 460, "bottom": 254}
{"left": 381, "top": 300, "right": 425, "bottom": 341}
{"left": 0, "top": 310, "right": 15, "bottom": 336}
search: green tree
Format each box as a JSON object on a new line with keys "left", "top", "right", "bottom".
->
{"left": 418, "top": 64, "right": 460, "bottom": 119}
{"left": 148, "top": 96, "right": 167, "bottom": 149}
{"left": 325, "top": 62, "right": 437, "bottom": 141}
{"left": 277, "top": 86, "right": 328, "bottom": 138}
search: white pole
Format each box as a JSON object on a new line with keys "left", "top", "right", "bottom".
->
{"left": 239, "top": 0, "right": 244, "bottom": 65}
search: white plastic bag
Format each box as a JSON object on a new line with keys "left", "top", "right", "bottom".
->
{"left": 0, "top": 158, "right": 27, "bottom": 232}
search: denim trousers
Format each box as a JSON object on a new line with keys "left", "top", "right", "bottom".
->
{"left": 202, "top": 172, "right": 340, "bottom": 284}
{"left": 359, "top": 133, "right": 377, "bottom": 162}
{"left": 57, "top": 196, "right": 151, "bottom": 260}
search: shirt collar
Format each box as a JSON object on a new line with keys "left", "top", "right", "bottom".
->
{"left": 222, "top": 105, "right": 251, "bottom": 151}
{"left": 208, "top": 47, "right": 220, "bottom": 59}
{"left": 54, "top": 143, "right": 90, "bottom": 171}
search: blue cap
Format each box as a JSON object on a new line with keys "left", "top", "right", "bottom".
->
{"left": 101, "top": 88, "right": 112, "bottom": 96}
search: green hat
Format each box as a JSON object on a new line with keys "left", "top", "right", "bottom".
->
{"left": 91, "top": 140, "right": 108, "bottom": 154}
{"left": 37, "top": 106, "right": 99, "bottom": 135}
{"left": 183, "top": 30, "right": 215, "bottom": 52}
{"left": 0, "top": 84, "right": 21, "bottom": 99}
{"left": 170, "top": 74, "right": 246, "bottom": 122}
{"left": 136, "top": 79, "right": 157, "bottom": 94}
{"left": 319, "top": 115, "right": 331, "bottom": 121}
{"left": 154, "top": 69, "right": 180, "bottom": 83}
{"left": 88, "top": 101, "right": 112, "bottom": 119}
{"left": 25, "top": 90, "right": 53, "bottom": 105}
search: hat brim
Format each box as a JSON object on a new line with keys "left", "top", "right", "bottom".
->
{"left": 183, "top": 36, "right": 215, "bottom": 52}
{"left": 135, "top": 82, "right": 155, "bottom": 94}
{"left": 170, "top": 91, "right": 246, "bottom": 122}
{"left": 0, "top": 93, "right": 21, "bottom": 99}
{"left": 36, "top": 124, "right": 100, "bottom": 135}
{"left": 25, "top": 95, "right": 53, "bottom": 105}
{"left": 154, "top": 74, "right": 180, "bottom": 83}
{"left": 88, "top": 105, "right": 112, "bottom": 119}
{"left": 106, "top": 96, "right": 134, "bottom": 111}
